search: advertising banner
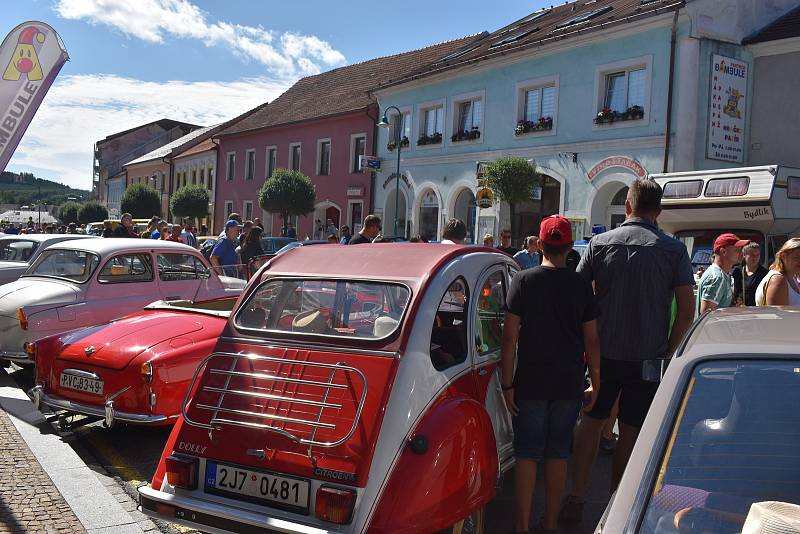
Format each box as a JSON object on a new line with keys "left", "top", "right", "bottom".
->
{"left": 0, "top": 21, "right": 68, "bottom": 172}
{"left": 707, "top": 54, "right": 747, "bottom": 163}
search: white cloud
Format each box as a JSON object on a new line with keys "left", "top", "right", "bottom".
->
{"left": 54, "top": 0, "right": 346, "bottom": 78}
{"left": 7, "top": 74, "right": 290, "bottom": 190}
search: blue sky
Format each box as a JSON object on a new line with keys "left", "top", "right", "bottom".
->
{"left": 1, "top": 0, "right": 550, "bottom": 190}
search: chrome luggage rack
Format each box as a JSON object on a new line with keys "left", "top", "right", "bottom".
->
{"left": 181, "top": 352, "right": 368, "bottom": 450}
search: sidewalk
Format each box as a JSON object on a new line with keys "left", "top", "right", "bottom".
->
{"left": 0, "top": 408, "right": 84, "bottom": 533}
{"left": 0, "top": 370, "right": 157, "bottom": 534}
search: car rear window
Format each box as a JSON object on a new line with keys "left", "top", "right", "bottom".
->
{"left": 642, "top": 360, "right": 800, "bottom": 533}
{"left": 0, "top": 240, "right": 39, "bottom": 262}
{"left": 234, "top": 279, "right": 410, "bottom": 340}
{"left": 24, "top": 249, "right": 100, "bottom": 283}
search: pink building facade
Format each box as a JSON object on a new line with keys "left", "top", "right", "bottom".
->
{"left": 214, "top": 112, "right": 376, "bottom": 238}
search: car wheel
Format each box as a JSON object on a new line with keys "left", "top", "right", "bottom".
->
{"left": 436, "top": 506, "right": 485, "bottom": 534}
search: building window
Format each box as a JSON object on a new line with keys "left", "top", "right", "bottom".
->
{"left": 290, "top": 143, "right": 301, "bottom": 171}
{"left": 420, "top": 105, "right": 445, "bottom": 145}
{"left": 226, "top": 152, "right": 235, "bottom": 181}
{"left": 243, "top": 201, "right": 253, "bottom": 222}
{"left": 266, "top": 147, "right": 277, "bottom": 178}
{"left": 349, "top": 200, "right": 363, "bottom": 233}
{"left": 388, "top": 110, "right": 411, "bottom": 150}
{"left": 604, "top": 68, "right": 646, "bottom": 112}
{"left": 224, "top": 201, "right": 234, "bottom": 218}
{"left": 191, "top": 170, "right": 197, "bottom": 185}
{"left": 514, "top": 76, "right": 558, "bottom": 135}
{"left": 594, "top": 56, "right": 651, "bottom": 126}
{"left": 524, "top": 86, "right": 556, "bottom": 123}
{"left": 317, "top": 140, "right": 331, "bottom": 176}
{"left": 245, "top": 149, "right": 256, "bottom": 181}
{"left": 451, "top": 92, "right": 484, "bottom": 142}
{"left": 351, "top": 135, "right": 366, "bottom": 173}
{"left": 200, "top": 168, "right": 205, "bottom": 187}
{"left": 207, "top": 168, "right": 213, "bottom": 190}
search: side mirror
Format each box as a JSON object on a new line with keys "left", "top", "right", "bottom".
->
{"left": 198, "top": 266, "right": 212, "bottom": 279}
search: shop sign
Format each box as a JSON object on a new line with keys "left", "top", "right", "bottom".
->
{"left": 707, "top": 54, "right": 747, "bottom": 163}
{"left": 359, "top": 155, "right": 381, "bottom": 172}
{"left": 587, "top": 156, "right": 647, "bottom": 181}
{"left": 346, "top": 187, "right": 363, "bottom": 197}
{"left": 476, "top": 187, "right": 493, "bottom": 208}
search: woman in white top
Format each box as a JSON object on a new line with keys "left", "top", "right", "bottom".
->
{"left": 755, "top": 238, "right": 800, "bottom": 306}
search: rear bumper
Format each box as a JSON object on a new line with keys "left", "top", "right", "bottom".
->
{"left": 138, "top": 485, "right": 341, "bottom": 534}
{"left": 28, "top": 386, "right": 170, "bottom": 426}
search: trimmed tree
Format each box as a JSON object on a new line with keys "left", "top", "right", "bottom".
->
{"left": 170, "top": 184, "right": 210, "bottom": 226}
{"left": 58, "top": 201, "right": 81, "bottom": 225}
{"left": 77, "top": 200, "right": 109, "bottom": 224}
{"left": 483, "top": 156, "right": 542, "bottom": 243}
{"left": 258, "top": 169, "right": 316, "bottom": 236}
{"left": 121, "top": 183, "right": 161, "bottom": 218}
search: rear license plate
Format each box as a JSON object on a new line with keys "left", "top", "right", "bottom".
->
{"left": 205, "top": 461, "right": 310, "bottom": 512}
{"left": 59, "top": 372, "right": 104, "bottom": 395}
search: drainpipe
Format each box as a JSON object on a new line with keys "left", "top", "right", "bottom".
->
{"left": 368, "top": 105, "right": 379, "bottom": 218}
{"left": 211, "top": 138, "right": 220, "bottom": 234}
{"left": 162, "top": 155, "right": 172, "bottom": 222}
{"left": 662, "top": 8, "right": 680, "bottom": 173}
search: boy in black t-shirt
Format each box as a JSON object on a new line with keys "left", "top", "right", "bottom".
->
{"left": 501, "top": 215, "right": 601, "bottom": 534}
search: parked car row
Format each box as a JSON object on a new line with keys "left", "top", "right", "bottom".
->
{"left": 2, "top": 236, "right": 797, "bottom": 533}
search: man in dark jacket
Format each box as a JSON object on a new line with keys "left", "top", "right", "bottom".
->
{"left": 112, "top": 213, "right": 139, "bottom": 238}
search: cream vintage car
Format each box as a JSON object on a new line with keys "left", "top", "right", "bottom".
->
{"left": 0, "top": 239, "right": 244, "bottom": 364}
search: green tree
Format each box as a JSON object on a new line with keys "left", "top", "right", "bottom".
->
{"left": 258, "top": 169, "right": 315, "bottom": 236}
{"left": 483, "top": 156, "right": 541, "bottom": 243}
{"left": 170, "top": 184, "right": 210, "bottom": 226}
{"left": 58, "top": 201, "right": 81, "bottom": 224}
{"left": 77, "top": 200, "right": 109, "bottom": 224}
{"left": 121, "top": 183, "right": 161, "bottom": 218}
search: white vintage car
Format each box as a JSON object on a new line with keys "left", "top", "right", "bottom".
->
{"left": 0, "top": 239, "right": 244, "bottom": 364}
{"left": 0, "top": 234, "right": 96, "bottom": 286}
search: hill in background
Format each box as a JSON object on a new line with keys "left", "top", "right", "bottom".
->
{"left": 0, "top": 171, "right": 92, "bottom": 206}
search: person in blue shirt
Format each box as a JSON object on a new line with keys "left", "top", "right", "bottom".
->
{"left": 513, "top": 236, "right": 541, "bottom": 270}
{"left": 150, "top": 220, "right": 167, "bottom": 239}
{"left": 211, "top": 220, "right": 241, "bottom": 278}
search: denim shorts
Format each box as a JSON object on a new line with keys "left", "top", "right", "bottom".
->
{"left": 513, "top": 399, "right": 582, "bottom": 460}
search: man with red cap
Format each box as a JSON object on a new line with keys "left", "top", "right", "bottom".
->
{"left": 696, "top": 233, "right": 749, "bottom": 315}
{"left": 501, "top": 214, "right": 601, "bottom": 534}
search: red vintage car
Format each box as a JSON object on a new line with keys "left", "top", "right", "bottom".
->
{"left": 29, "top": 298, "right": 236, "bottom": 429}
{"left": 139, "top": 243, "right": 517, "bottom": 533}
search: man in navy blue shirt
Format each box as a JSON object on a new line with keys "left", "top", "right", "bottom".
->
{"left": 211, "top": 220, "right": 241, "bottom": 277}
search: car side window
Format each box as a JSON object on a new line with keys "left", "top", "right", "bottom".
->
{"left": 157, "top": 253, "right": 205, "bottom": 281}
{"left": 430, "top": 278, "right": 469, "bottom": 371}
{"left": 98, "top": 253, "right": 153, "bottom": 284}
{"left": 474, "top": 270, "right": 505, "bottom": 355}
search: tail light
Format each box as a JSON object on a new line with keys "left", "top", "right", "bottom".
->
{"left": 315, "top": 486, "right": 355, "bottom": 524}
{"left": 17, "top": 308, "right": 27, "bottom": 330}
{"left": 165, "top": 454, "right": 198, "bottom": 490}
{"left": 140, "top": 361, "right": 153, "bottom": 383}
{"left": 24, "top": 342, "right": 36, "bottom": 360}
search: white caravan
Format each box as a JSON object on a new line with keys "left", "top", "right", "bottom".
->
{"left": 650, "top": 165, "right": 800, "bottom": 268}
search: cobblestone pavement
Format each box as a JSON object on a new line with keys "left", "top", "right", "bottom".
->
{"left": 0, "top": 409, "right": 86, "bottom": 534}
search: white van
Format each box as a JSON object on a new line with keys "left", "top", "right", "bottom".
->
{"left": 650, "top": 165, "right": 800, "bottom": 268}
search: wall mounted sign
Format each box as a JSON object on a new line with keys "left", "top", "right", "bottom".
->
{"left": 707, "top": 54, "right": 747, "bottom": 163}
{"left": 476, "top": 187, "right": 493, "bottom": 208}
{"left": 586, "top": 156, "right": 647, "bottom": 181}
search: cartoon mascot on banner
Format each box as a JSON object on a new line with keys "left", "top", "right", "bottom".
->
{"left": 3, "top": 26, "right": 46, "bottom": 82}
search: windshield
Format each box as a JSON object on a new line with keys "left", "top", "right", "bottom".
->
{"left": 643, "top": 360, "right": 800, "bottom": 534}
{"left": 0, "top": 240, "right": 39, "bottom": 263}
{"left": 24, "top": 249, "right": 100, "bottom": 283}
{"left": 675, "top": 230, "right": 764, "bottom": 269}
{"left": 234, "top": 278, "right": 410, "bottom": 340}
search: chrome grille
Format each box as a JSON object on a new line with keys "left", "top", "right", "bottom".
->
{"left": 181, "top": 352, "right": 368, "bottom": 449}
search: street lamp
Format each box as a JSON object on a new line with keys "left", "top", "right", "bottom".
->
{"left": 377, "top": 106, "right": 402, "bottom": 238}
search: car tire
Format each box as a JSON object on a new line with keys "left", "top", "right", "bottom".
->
{"left": 436, "top": 506, "right": 485, "bottom": 534}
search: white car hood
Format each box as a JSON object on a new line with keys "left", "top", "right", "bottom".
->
{"left": 0, "top": 277, "right": 80, "bottom": 317}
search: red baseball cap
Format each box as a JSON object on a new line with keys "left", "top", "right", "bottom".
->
{"left": 713, "top": 233, "right": 750, "bottom": 253}
{"left": 539, "top": 215, "right": 573, "bottom": 246}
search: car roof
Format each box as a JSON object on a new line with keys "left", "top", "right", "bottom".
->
{"left": 678, "top": 306, "right": 800, "bottom": 361}
{"left": 0, "top": 234, "right": 96, "bottom": 243}
{"left": 267, "top": 243, "right": 508, "bottom": 285}
{"left": 44, "top": 238, "right": 200, "bottom": 255}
